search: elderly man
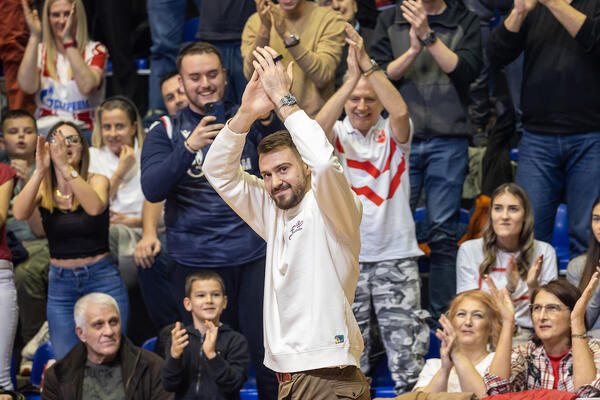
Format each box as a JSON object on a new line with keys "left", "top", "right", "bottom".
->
{"left": 42, "top": 293, "right": 171, "bottom": 400}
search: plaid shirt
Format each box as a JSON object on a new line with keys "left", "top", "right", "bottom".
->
{"left": 484, "top": 339, "right": 600, "bottom": 397}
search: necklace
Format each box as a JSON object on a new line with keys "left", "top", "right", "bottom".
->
{"left": 55, "top": 188, "right": 73, "bottom": 200}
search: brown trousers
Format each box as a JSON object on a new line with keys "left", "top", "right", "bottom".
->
{"left": 278, "top": 366, "right": 371, "bottom": 400}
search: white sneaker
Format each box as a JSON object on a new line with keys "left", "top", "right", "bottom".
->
{"left": 21, "top": 321, "right": 50, "bottom": 362}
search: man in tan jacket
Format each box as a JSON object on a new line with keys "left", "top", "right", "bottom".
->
{"left": 242, "top": 0, "right": 346, "bottom": 117}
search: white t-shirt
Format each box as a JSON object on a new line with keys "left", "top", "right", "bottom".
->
{"left": 36, "top": 41, "right": 108, "bottom": 131}
{"left": 88, "top": 142, "right": 144, "bottom": 218}
{"left": 332, "top": 116, "right": 422, "bottom": 262}
{"left": 456, "top": 238, "right": 558, "bottom": 328}
{"left": 414, "top": 352, "right": 495, "bottom": 392}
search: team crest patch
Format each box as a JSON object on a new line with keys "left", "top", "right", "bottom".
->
{"left": 334, "top": 335, "right": 345, "bottom": 344}
{"left": 375, "top": 129, "right": 386, "bottom": 143}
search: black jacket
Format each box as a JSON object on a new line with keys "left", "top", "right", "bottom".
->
{"left": 42, "top": 337, "right": 172, "bottom": 400}
{"left": 162, "top": 324, "right": 249, "bottom": 400}
{"left": 370, "top": 0, "right": 482, "bottom": 140}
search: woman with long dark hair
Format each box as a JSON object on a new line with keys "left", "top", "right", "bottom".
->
{"left": 13, "top": 121, "right": 129, "bottom": 359}
{"left": 457, "top": 183, "right": 557, "bottom": 343}
{"left": 567, "top": 196, "right": 600, "bottom": 331}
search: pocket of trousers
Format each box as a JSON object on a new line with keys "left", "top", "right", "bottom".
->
{"left": 333, "top": 380, "right": 367, "bottom": 399}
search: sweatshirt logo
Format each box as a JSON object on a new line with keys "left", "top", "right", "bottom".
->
{"left": 334, "top": 335, "right": 345, "bottom": 344}
{"left": 288, "top": 220, "right": 303, "bottom": 240}
{"left": 375, "top": 129, "right": 386, "bottom": 143}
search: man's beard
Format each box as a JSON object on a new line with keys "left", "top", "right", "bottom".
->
{"left": 271, "top": 178, "right": 307, "bottom": 210}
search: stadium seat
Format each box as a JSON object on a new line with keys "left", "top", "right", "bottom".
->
{"left": 183, "top": 17, "right": 200, "bottom": 42}
{"left": 141, "top": 336, "right": 157, "bottom": 352}
{"left": 30, "top": 342, "right": 54, "bottom": 387}
{"left": 551, "top": 203, "right": 570, "bottom": 275}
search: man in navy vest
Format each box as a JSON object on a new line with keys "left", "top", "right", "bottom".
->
{"left": 141, "top": 42, "right": 281, "bottom": 400}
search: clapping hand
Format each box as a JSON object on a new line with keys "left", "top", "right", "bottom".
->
{"left": 486, "top": 274, "right": 515, "bottom": 324}
{"left": 49, "top": 129, "right": 70, "bottom": 174}
{"left": 59, "top": 2, "right": 76, "bottom": 43}
{"left": 170, "top": 322, "right": 189, "bottom": 359}
{"left": 35, "top": 136, "right": 50, "bottom": 174}
{"left": 400, "top": 0, "right": 431, "bottom": 40}
{"left": 115, "top": 145, "right": 136, "bottom": 179}
{"left": 505, "top": 254, "right": 520, "bottom": 294}
{"left": 571, "top": 267, "right": 600, "bottom": 332}
{"left": 21, "top": 0, "right": 41, "bottom": 38}
{"left": 255, "top": 0, "right": 272, "bottom": 31}
{"left": 436, "top": 314, "right": 457, "bottom": 371}
{"left": 344, "top": 23, "right": 372, "bottom": 73}
{"left": 526, "top": 254, "right": 543, "bottom": 290}
{"left": 203, "top": 321, "right": 219, "bottom": 359}
{"left": 252, "top": 47, "right": 294, "bottom": 105}
{"left": 513, "top": 0, "right": 538, "bottom": 13}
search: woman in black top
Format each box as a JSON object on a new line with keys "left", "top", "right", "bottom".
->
{"left": 13, "top": 121, "right": 129, "bottom": 359}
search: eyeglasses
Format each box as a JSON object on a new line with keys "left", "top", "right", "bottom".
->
{"left": 47, "top": 135, "right": 82, "bottom": 145}
{"left": 529, "top": 303, "right": 566, "bottom": 316}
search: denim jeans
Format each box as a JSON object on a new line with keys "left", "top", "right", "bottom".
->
{"left": 47, "top": 257, "right": 130, "bottom": 359}
{"left": 0, "top": 265, "right": 18, "bottom": 390}
{"left": 409, "top": 138, "right": 469, "bottom": 322}
{"left": 516, "top": 130, "right": 600, "bottom": 257}
{"left": 147, "top": 0, "right": 201, "bottom": 110}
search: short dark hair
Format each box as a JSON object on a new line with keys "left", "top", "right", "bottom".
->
{"left": 159, "top": 69, "right": 179, "bottom": 91}
{"left": 1, "top": 109, "right": 37, "bottom": 133}
{"left": 185, "top": 270, "right": 226, "bottom": 298}
{"left": 530, "top": 279, "right": 583, "bottom": 346}
{"left": 257, "top": 130, "right": 303, "bottom": 163}
{"left": 176, "top": 42, "right": 223, "bottom": 72}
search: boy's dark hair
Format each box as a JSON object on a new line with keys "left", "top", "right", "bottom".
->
{"left": 1, "top": 109, "right": 37, "bottom": 133}
{"left": 159, "top": 69, "right": 179, "bottom": 90}
{"left": 176, "top": 42, "right": 223, "bottom": 73}
{"left": 257, "top": 130, "right": 303, "bottom": 164}
{"left": 185, "top": 270, "right": 226, "bottom": 298}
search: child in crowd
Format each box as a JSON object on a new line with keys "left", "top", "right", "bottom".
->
{"left": 162, "top": 271, "right": 249, "bottom": 400}
{"left": 1, "top": 110, "right": 50, "bottom": 373}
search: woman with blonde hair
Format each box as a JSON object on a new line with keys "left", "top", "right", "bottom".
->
{"left": 17, "top": 0, "right": 107, "bottom": 131}
{"left": 414, "top": 290, "right": 502, "bottom": 398}
{"left": 456, "top": 183, "right": 557, "bottom": 344}
{"left": 12, "top": 121, "right": 129, "bottom": 359}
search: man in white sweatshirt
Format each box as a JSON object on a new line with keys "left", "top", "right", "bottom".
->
{"left": 203, "top": 46, "right": 369, "bottom": 399}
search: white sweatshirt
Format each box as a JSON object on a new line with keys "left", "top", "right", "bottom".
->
{"left": 204, "top": 110, "right": 364, "bottom": 373}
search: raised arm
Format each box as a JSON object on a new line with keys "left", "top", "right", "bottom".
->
{"left": 0, "top": 170, "right": 16, "bottom": 227}
{"left": 487, "top": 276, "right": 516, "bottom": 381}
{"left": 49, "top": 130, "right": 108, "bottom": 215}
{"left": 571, "top": 270, "right": 600, "bottom": 391}
{"left": 347, "top": 24, "right": 411, "bottom": 143}
{"left": 488, "top": 0, "right": 533, "bottom": 67}
{"left": 241, "top": 3, "right": 272, "bottom": 79}
{"left": 203, "top": 69, "right": 280, "bottom": 239}
{"left": 60, "top": 3, "right": 103, "bottom": 95}
{"left": 17, "top": 0, "right": 41, "bottom": 94}
{"left": 314, "top": 43, "right": 361, "bottom": 143}
{"left": 253, "top": 46, "right": 362, "bottom": 242}
{"left": 277, "top": 8, "right": 346, "bottom": 88}
{"left": 13, "top": 136, "right": 48, "bottom": 220}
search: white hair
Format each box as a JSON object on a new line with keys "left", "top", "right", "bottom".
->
{"left": 74, "top": 293, "right": 120, "bottom": 331}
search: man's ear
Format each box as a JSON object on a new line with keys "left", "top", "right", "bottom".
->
{"left": 0, "top": 138, "right": 6, "bottom": 152}
{"left": 178, "top": 75, "right": 184, "bottom": 92}
{"left": 222, "top": 295, "right": 228, "bottom": 310}
{"left": 75, "top": 325, "right": 85, "bottom": 343}
{"left": 183, "top": 297, "right": 192, "bottom": 312}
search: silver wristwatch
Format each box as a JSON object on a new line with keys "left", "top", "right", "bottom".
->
{"left": 277, "top": 94, "right": 297, "bottom": 109}
{"left": 284, "top": 33, "right": 300, "bottom": 48}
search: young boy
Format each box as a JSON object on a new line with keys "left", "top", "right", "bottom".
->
{"left": 1, "top": 110, "right": 50, "bottom": 373}
{"left": 162, "top": 271, "right": 250, "bottom": 400}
